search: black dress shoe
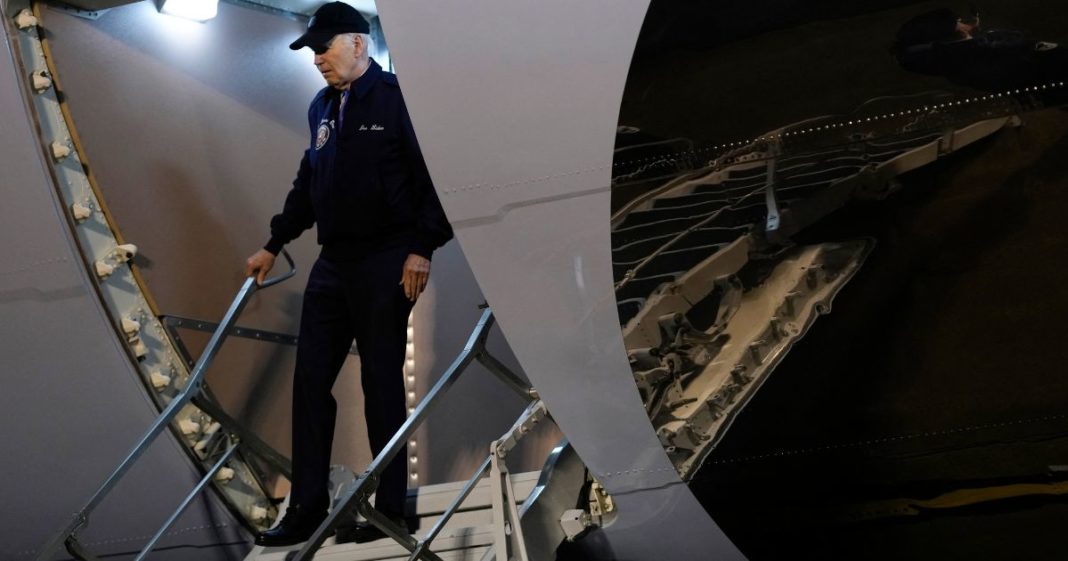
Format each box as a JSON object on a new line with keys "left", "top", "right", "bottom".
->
{"left": 335, "top": 514, "right": 412, "bottom": 544}
{"left": 255, "top": 504, "right": 328, "bottom": 547}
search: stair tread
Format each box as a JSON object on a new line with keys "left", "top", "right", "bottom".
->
{"left": 250, "top": 524, "right": 496, "bottom": 561}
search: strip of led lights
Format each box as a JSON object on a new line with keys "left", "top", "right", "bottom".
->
{"left": 404, "top": 311, "right": 419, "bottom": 485}
{"left": 613, "top": 82, "right": 1066, "bottom": 173}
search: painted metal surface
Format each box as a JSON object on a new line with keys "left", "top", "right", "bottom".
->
{"left": 375, "top": 1, "right": 744, "bottom": 558}
{"left": 12, "top": 0, "right": 285, "bottom": 540}
{"left": 0, "top": 6, "right": 247, "bottom": 559}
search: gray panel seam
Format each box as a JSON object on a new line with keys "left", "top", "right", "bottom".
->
{"left": 0, "top": 284, "right": 84, "bottom": 303}
{"left": 606, "top": 478, "right": 689, "bottom": 498}
{"left": 595, "top": 465, "right": 679, "bottom": 479}
{"left": 442, "top": 163, "right": 608, "bottom": 194}
{"left": 0, "top": 256, "right": 69, "bottom": 277}
{"left": 451, "top": 183, "right": 611, "bottom": 229}
{"left": 12, "top": 523, "right": 235, "bottom": 558}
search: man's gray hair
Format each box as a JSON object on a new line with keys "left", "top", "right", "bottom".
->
{"left": 339, "top": 32, "right": 374, "bottom": 58}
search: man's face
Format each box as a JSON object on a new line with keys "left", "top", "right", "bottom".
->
{"left": 313, "top": 34, "right": 361, "bottom": 89}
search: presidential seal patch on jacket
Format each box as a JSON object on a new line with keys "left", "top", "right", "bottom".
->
{"left": 316, "top": 122, "right": 331, "bottom": 150}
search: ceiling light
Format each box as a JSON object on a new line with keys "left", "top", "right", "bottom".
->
{"left": 160, "top": 0, "right": 218, "bottom": 22}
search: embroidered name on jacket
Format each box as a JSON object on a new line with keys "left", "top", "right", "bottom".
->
{"left": 358, "top": 124, "right": 385, "bottom": 131}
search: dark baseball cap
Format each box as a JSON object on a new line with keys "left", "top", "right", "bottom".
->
{"left": 289, "top": 2, "right": 369, "bottom": 51}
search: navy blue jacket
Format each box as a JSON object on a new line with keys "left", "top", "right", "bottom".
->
{"left": 265, "top": 59, "right": 453, "bottom": 261}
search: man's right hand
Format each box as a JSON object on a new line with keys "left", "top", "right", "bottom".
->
{"left": 245, "top": 249, "right": 277, "bottom": 286}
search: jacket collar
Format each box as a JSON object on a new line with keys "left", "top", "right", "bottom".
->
{"left": 351, "top": 58, "right": 382, "bottom": 100}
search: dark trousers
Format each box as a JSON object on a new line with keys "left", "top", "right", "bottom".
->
{"left": 289, "top": 247, "right": 413, "bottom": 517}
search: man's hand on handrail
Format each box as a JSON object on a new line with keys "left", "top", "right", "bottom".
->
{"left": 245, "top": 249, "right": 277, "bottom": 286}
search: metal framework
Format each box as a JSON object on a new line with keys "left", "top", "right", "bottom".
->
{"left": 35, "top": 253, "right": 298, "bottom": 561}
{"left": 159, "top": 312, "right": 362, "bottom": 484}
{"left": 9, "top": 4, "right": 285, "bottom": 545}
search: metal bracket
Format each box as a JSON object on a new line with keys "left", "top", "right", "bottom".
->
{"left": 63, "top": 535, "right": 101, "bottom": 561}
{"left": 360, "top": 501, "right": 432, "bottom": 559}
{"left": 49, "top": 2, "right": 109, "bottom": 20}
{"left": 764, "top": 143, "right": 782, "bottom": 234}
{"left": 481, "top": 400, "right": 547, "bottom": 561}
{"left": 477, "top": 349, "right": 537, "bottom": 401}
{"left": 489, "top": 442, "right": 530, "bottom": 561}
{"left": 161, "top": 315, "right": 358, "bottom": 361}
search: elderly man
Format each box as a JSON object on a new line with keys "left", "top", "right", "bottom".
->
{"left": 246, "top": 1, "right": 453, "bottom": 547}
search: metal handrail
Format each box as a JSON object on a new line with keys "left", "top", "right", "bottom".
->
{"left": 260, "top": 250, "right": 297, "bottom": 288}
{"left": 34, "top": 250, "right": 297, "bottom": 561}
{"left": 293, "top": 306, "right": 536, "bottom": 560}
{"left": 133, "top": 439, "right": 240, "bottom": 561}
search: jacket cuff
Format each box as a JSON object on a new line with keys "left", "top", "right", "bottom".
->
{"left": 410, "top": 241, "right": 433, "bottom": 261}
{"left": 264, "top": 237, "right": 285, "bottom": 256}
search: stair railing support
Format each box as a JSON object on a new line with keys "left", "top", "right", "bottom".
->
{"left": 292, "top": 307, "right": 497, "bottom": 561}
{"left": 35, "top": 251, "right": 296, "bottom": 561}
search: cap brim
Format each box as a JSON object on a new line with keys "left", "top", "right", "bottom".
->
{"left": 289, "top": 29, "right": 337, "bottom": 51}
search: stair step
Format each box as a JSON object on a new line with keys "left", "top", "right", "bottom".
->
{"left": 250, "top": 525, "right": 495, "bottom": 560}
{"left": 246, "top": 471, "right": 543, "bottom": 561}
{"left": 407, "top": 471, "right": 540, "bottom": 516}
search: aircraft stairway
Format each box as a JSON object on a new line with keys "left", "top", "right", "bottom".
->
{"left": 33, "top": 269, "right": 586, "bottom": 561}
